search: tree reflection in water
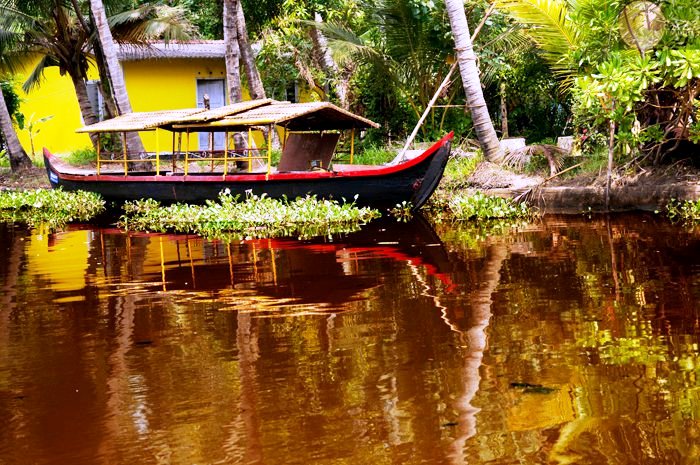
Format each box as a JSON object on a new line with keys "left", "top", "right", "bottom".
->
{"left": 0, "top": 214, "right": 699, "bottom": 464}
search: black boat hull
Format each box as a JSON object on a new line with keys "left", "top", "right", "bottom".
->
{"left": 45, "top": 133, "right": 452, "bottom": 211}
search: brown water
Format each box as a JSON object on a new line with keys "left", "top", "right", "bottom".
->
{"left": 1, "top": 214, "right": 699, "bottom": 465}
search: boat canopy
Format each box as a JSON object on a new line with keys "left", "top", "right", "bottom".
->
{"left": 77, "top": 100, "right": 379, "bottom": 133}
{"left": 74, "top": 101, "right": 379, "bottom": 176}
{"left": 75, "top": 108, "right": 204, "bottom": 133}
{"left": 170, "top": 101, "right": 380, "bottom": 132}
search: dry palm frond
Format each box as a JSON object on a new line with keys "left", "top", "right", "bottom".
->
{"left": 504, "top": 144, "right": 566, "bottom": 176}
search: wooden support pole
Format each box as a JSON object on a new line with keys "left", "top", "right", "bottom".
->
{"left": 122, "top": 132, "right": 127, "bottom": 174}
{"left": 350, "top": 128, "right": 355, "bottom": 164}
{"left": 185, "top": 129, "right": 190, "bottom": 176}
{"left": 96, "top": 133, "right": 101, "bottom": 175}
{"left": 155, "top": 128, "right": 160, "bottom": 175}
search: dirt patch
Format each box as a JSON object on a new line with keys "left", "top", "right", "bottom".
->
{"left": 0, "top": 166, "right": 51, "bottom": 191}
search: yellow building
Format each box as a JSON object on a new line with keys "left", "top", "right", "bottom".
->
{"left": 12, "top": 41, "right": 301, "bottom": 156}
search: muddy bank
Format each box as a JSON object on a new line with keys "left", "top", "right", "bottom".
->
{"left": 466, "top": 162, "right": 700, "bottom": 214}
{"left": 484, "top": 183, "right": 700, "bottom": 214}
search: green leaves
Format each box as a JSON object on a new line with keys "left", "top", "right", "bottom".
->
{"left": 119, "top": 191, "right": 381, "bottom": 240}
{"left": 445, "top": 191, "right": 531, "bottom": 220}
{"left": 0, "top": 188, "right": 105, "bottom": 229}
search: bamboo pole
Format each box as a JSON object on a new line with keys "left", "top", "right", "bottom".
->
{"left": 97, "top": 133, "right": 101, "bottom": 175}
{"left": 393, "top": 61, "right": 458, "bottom": 163}
{"left": 392, "top": 2, "right": 496, "bottom": 164}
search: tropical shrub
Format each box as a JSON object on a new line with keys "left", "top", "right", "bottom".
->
{"left": 498, "top": 0, "right": 700, "bottom": 162}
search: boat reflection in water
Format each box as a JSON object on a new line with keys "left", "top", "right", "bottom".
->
{"left": 92, "top": 214, "right": 455, "bottom": 316}
{"left": 2, "top": 214, "right": 700, "bottom": 464}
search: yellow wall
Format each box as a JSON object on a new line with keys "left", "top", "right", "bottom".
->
{"left": 122, "top": 58, "right": 227, "bottom": 152}
{"left": 11, "top": 55, "right": 313, "bottom": 156}
{"left": 13, "top": 55, "right": 97, "bottom": 156}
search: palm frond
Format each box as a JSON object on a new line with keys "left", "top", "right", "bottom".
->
{"left": 496, "top": 0, "right": 580, "bottom": 81}
{"left": 109, "top": 4, "right": 195, "bottom": 43}
{"left": 301, "top": 20, "right": 382, "bottom": 68}
{"left": 22, "top": 54, "right": 59, "bottom": 93}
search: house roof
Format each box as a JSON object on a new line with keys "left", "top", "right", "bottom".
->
{"left": 117, "top": 41, "right": 226, "bottom": 60}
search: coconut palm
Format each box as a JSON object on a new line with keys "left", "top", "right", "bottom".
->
{"left": 494, "top": 0, "right": 580, "bottom": 86}
{"left": 444, "top": 0, "right": 503, "bottom": 163}
{"left": 11, "top": 1, "right": 193, "bottom": 153}
{"left": 0, "top": 87, "right": 31, "bottom": 170}
{"left": 88, "top": 0, "right": 145, "bottom": 156}
{"left": 0, "top": 7, "right": 33, "bottom": 170}
{"left": 236, "top": 1, "right": 266, "bottom": 100}
{"left": 223, "top": 0, "right": 243, "bottom": 104}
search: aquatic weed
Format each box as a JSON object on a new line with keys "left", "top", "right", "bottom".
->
{"left": 119, "top": 191, "right": 381, "bottom": 239}
{"left": 389, "top": 201, "right": 413, "bottom": 222}
{"left": 443, "top": 191, "right": 531, "bottom": 221}
{"left": 666, "top": 198, "right": 700, "bottom": 224}
{"left": 0, "top": 188, "right": 105, "bottom": 229}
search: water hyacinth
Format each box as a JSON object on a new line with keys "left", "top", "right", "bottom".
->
{"left": 0, "top": 188, "right": 105, "bottom": 229}
{"left": 446, "top": 191, "right": 531, "bottom": 220}
{"left": 119, "top": 190, "right": 381, "bottom": 239}
{"left": 666, "top": 198, "right": 700, "bottom": 224}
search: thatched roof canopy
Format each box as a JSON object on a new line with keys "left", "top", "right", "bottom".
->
{"left": 172, "top": 102, "right": 379, "bottom": 132}
{"left": 77, "top": 109, "right": 204, "bottom": 133}
{"left": 164, "top": 99, "right": 272, "bottom": 126}
{"left": 77, "top": 101, "right": 379, "bottom": 134}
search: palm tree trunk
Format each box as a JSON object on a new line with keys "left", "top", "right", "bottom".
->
{"left": 500, "top": 81, "right": 509, "bottom": 138}
{"left": 444, "top": 0, "right": 503, "bottom": 163}
{"left": 223, "top": 0, "right": 243, "bottom": 104}
{"left": 70, "top": 71, "right": 101, "bottom": 149}
{"left": 0, "top": 88, "right": 32, "bottom": 171}
{"left": 88, "top": 0, "right": 145, "bottom": 158}
{"left": 309, "top": 12, "right": 349, "bottom": 108}
{"left": 236, "top": 1, "right": 265, "bottom": 100}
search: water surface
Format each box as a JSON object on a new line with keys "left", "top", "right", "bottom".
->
{"left": 1, "top": 215, "right": 699, "bottom": 464}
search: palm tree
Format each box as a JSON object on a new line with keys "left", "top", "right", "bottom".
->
{"left": 0, "top": 8, "right": 33, "bottom": 170}
{"left": 444, "top": 0, "right": 503, "bottom": 163}
{"left": 87, "top": 0, "right": 145, "bottom": 156}
{"left": 309, "top": 12, "right": 348, "bottom": 108}
{"left": 223, "top": 0, "right": 243, "bottom": 104}
{"left": 13, "top": 1, "right": 192, "bottom": 153}
{"left": 236, "top": 1, "right": 266, "bottom": 100}
{"left": 0, "top": 87, "right": 31, "bottom": 170}
{"left": 494, "top": 0, "right": 580, "bottom": 86}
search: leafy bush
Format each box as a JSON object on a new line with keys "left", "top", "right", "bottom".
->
{"left": 65, "top": 147, "right": 96, "bottom": 166}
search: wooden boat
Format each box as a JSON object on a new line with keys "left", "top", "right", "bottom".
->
{"left": 44, "top": 100, "right": 452, "bottom": 210}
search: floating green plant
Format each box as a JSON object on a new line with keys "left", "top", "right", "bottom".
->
{"left": 0, "top": 188, "right": 105, "bottom": 229}
{"left": 428, "top": 191, "right": 531, "bottom": 221}
{"left": 666, "top": 198, "right": 700, "bottom": 224}
{"left": 119, "top": 190, "right": 381, "bottom": 239}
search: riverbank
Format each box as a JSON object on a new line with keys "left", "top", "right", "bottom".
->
{"left": 0, "top": 166, "right": 50, "bottom": 191}
{"left": 3, "top": 161, "right": 700, "bottom": 215}
{"left": 460, "top": 160, "right": 700, "bottom": 214}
